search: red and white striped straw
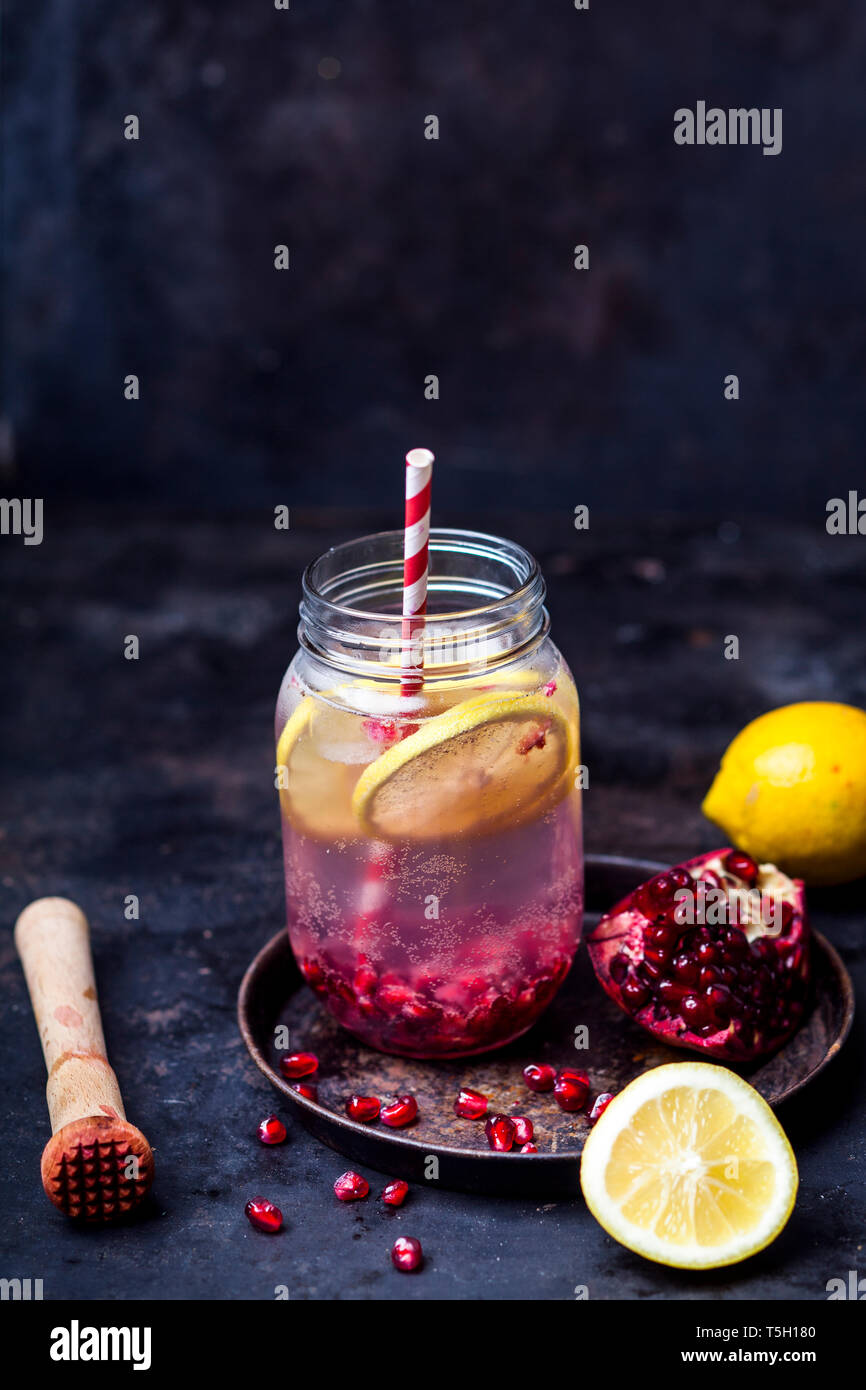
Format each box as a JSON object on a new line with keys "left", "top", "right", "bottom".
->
{"left": 401, "top": 447, "right": 434, "bottom": 695}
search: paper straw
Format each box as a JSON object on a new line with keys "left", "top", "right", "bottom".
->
{"left": 352, "top": 449, "right": 434, "bottom": 949}
{"left": 400, "top": 448, "right": 434, "bottom": 695}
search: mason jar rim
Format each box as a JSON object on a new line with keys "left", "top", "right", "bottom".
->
{"left": 298, "top": 528, "right": 549, "bottom": 681}
{"left": 302, "top": 527, "right": 544, "bottom": 623}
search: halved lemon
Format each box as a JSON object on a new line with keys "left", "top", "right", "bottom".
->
{"left": 580, "top": 1062, "right": 798, "bottom": 1269}
{"left": 351, "top": 691, "right": 576, "bottom": 841}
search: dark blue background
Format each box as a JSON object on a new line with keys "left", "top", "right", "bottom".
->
{"left": 4, "top": 0, "right": 864, "bottom": 518}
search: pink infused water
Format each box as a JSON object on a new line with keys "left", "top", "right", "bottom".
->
{"left": 276, "top": 657, "right": 583, "bottom": 1057}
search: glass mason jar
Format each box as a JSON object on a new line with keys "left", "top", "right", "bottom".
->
{"left": 275, "top": 529, "right": 583, "bottom": 1058}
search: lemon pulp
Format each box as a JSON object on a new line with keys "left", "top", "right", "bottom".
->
{"left": 580, "top": 1062, "right": 798, "bottom": 1269}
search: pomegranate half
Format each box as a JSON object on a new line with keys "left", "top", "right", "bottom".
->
{"left": 587, "top": 850, "right": 810, "bottom": 1061}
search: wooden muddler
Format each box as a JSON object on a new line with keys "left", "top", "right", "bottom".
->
{"left": 14, "top": 897, "right": 154, "bottom": 1221}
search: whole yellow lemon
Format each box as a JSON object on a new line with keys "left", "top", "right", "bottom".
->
{"left": 702, "top": 701, "right": 866, "bottom": 885}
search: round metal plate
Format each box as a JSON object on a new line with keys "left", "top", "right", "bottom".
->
{"left": 238, "top": 855, "right": 854, "bottom": 1196}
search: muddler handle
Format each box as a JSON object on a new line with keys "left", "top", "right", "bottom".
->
{"left": 15, "top": 897, "right": 154, "bottom": 1220}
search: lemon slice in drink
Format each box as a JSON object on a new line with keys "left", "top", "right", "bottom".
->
{"left": 351, "top": 692, "right": 575, "bottom": 841}
{"left": 580, "top": 1063, "right": 798, "bottom": 1269}
{"left": 276, "top": 696, "right": 366, "bottom": 840}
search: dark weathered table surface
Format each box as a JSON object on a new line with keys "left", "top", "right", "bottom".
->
{"left": 1, "top": 508, "right": 863, "bottom": 1300}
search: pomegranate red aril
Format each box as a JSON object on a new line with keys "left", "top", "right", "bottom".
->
{"left": 362, "top": 716, "right": 400, "bottom": 746}
{"left": 589, "top": 1092, "right": 615, "bottom": 1122}
{"left": 485, "top": 1115, "right": 516, "bottom": 1151}
{"left": 354, "top": 962, "right": 378, "bottom": 995}
{"left": 512, "top": 1117, "right": 533, "bottom": 1145}
{"left": 669, "top": 867, "right": 693, "bottom": 891}
{"left": 520, "top": 1142, "right": 538, "bottom": 1153}
{"left": 345, "top": 1095, "right": 381, "bottom": 1124}
{"left": 381, "top": 1180, "right": 409, "bottom": 1207}
{"left": 724, "top": 850, "right": 759, "bottom": 886}
{"left": 245, "top": 1196, "right": 282, "bottom": 1233}
{"left": 257, "top": 1114, "right": 287, "bottom": 1145}
{"left": 380, "top": 1094, "right": 418, "bottom": 1128}
{"left": 391, "top": 1236, "right": 423, "bottom": 1272}
{"left": 279, "top": 1051, "right": 318, "bottom": 1079}
{"left": 301, "top": 958, "right": 325, "bottom": 989}
{"left": 705, "top": 984, "right": 732, "bottom": 1018}
{"left": 610, "top": 953, "right": 629, "bottom": 985}
{"left": 622, "top": 977, "right": 650, "bottom": 1008}
{"left": 291, "top": 1082, "right": 318, "bottom": 1101}
{"left": 334, "top": 1170, "right": 370, "bottom": 1201}
{"left": 647, "top": 923, "right": 674, "bottom": 947}
{"left": 634, "top": 873, "right": 678, "bottom": 917}
{"left": 523, "top": 1063, "right": 556, "bottom": 1093}
{"left": 657, "top": 978, "right": 687, "bottom": 1005}
{"left": 554, "top": 1069, "right": 590, "bottom": 1112}
{"left": 376, "top": 982, "right": 414, "bottom": 1010}
{"left": 681, "top": 994, "right": 704, "bottom": 1023}
{"left": 587, "top": 849, "right": 810, "bottom": 1061}
{"left": 454, "top": 1087, "right": 488, "bottom": 1120}
{"left": 672, "top": 952, "right": 700, "bottom": 984}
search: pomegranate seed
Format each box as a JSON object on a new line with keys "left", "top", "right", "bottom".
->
{"left": 485, "top": 1115, "right": 516, "bottom": 1151}
{"left": 523, "top": 1063, "right": 556, "bottom": 1092}
{"left": 724, "top": 850, "right": 759, "bottom": 886}
{"left": 279, "top": 1051, "right": 318, "bottom": 1079}
{"left": 589, "top": 1092, "right": 615, "bottom": 1122}
{"left": 256, "top": 1114, "right": 287, "bottom": 1145}
{"left": 382, "top": 1180, "right": 409, "bottom": 1207}
{"left": 300, "top": 958, "right": 325, "bottom": 988}
{"left": 354, "top": 963, "right": 378, "bottom": 994}
{"left": 402, "top": 999, "right": 440, "bottom": 1022}
{"left": 362, "top": 716, "right": 400, "bottom": 745}
{"left": 672, "top": 951, "right": 700, "bottom": 984}
{"left": 635, "top": 873, "right": 678, "bottom": 916}
{"left": 520, "top": 1142, "right": 538, "bottom": 1154}
{"left": 345, "top": 1095, "right": 381, "bottom": 1123}
{"left": 542, "top": 680, "right": 557, "bottom": 697}
{"left": 554, "top": 1068, "right": 590, "bottom": 1112}
{"left": 516, "top": 722, "right": 550, "bottom": 755}
{"left": 380, "top": 1094, "right": 418, "bottom": 1128}
{"left": 291, "top": 1082, "right": 318, "bottom": 1101}
{"left": 512, "top": 1117, "right": 533, "bottom": 1145}
{"left": 622, "top": 976, "right": 651, "bottom": 1007}
{"left": 454, "top": 1087, "right": 488, "bottom": 1119}
{"left": 391, "top": 1236, "right": 423, "bottom": 1272}
{"left": 334, "top": 1170, "right": 369, "bottom": 1201}
{"left": 244, "top": 1196, "right": 282, "bottom": 1233}
{"left": 610, "top": 953, "right": 629, "bottom": 985}
{"left": 377, "top": 983, "right": 414, "bottom": 1009}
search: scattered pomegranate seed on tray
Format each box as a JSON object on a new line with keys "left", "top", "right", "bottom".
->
{"left": 485, "top": 1115, "right": 516, "bottom": 1151}
{"left": 279, "top": 1051, "right": 318, "bottom": 1078}
{"left": 380, "top": 1094, "right": 418, "bottom": 1127}
{"left": 454, "top": 1087, "right": 488, "bottom": 1119}
{"left": 345, "top": 1095, "right": 381, "bottom": 1123}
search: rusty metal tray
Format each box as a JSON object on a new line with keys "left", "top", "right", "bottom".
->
{"left": 238, "top": 855, "right": 853, "bottom": 1196}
